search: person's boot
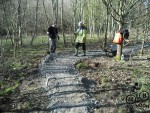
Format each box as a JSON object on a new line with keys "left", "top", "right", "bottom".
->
{"left": 74, "top": 49, "right": 78, "bottom": 56}
{"left": 50, "top": 48, "right": 53, "bottom": 53}
{"left": 82, "top": 50, "right": 86, "bottom": 56}
{"left": 47, "top": 51, "right": 50, "bottom": 54}
{"left": 53, "top": 47, "right": 56, "bottom": 53}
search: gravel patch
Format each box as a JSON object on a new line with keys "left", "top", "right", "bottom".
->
{"left": 39, "top": 53, "right": 98, "bottom": 113}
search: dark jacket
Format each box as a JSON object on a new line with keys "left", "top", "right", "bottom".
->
{"left": 120, "top": 29, "right": 129, "bottom": 39}
{"left": 123, "top": 29, "right": 129, "bottom": 39}
{"left": 47, "top": 26, "right": 58, "bottom": 39}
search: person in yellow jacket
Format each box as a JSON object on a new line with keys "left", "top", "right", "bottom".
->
{"left": 74, "top": 21, "right": 87, "bottom": 56}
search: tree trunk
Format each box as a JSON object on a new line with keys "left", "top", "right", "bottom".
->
{"left": 43, "top": 0, "right": 49, "bottom": 24}
{"left": 71, "top": 0, "right": 77, "bottom": 46}
{"left": 140, "top": 0, "right": 149, "bottom": 54}
{"left": 103, "top": 6, "right": 109, "bottom": 48}
{"left": 51, "top": 0, "right": 58, "bottom": 23}
{"left": 116, "top": 22, "right": 124, "bottom": 60}
{"left": 0, "top": 37, "right": 4, "bottom": 59}
{"left": 22, "top": 0, "right": 28, "bottom": 38}
{"left": 140, "top": 38, "right": 144, "bottom": 54}
{"left": 17, "top": 0, "right": 22, "bottom": 46}
{"left": 2, "top": 0, "right": 13, "bottom": 46}
{"left": 61, "top": 0, "right": 66, "bottom": 46}
{"left": 116, "top": 1, "right": 124, "bottom": 61}
{"left": 31, "top": 0, "right": 39, "bottom": 45}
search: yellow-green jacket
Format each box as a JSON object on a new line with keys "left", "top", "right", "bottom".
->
{"left": 75, "top": 27, "right": 87, "bottom": 43}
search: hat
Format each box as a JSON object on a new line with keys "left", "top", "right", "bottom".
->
{"left": 78, "top": 21, "right": 83, "bottom": 26}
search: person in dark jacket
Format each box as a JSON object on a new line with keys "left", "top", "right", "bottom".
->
{"left": 123, "top": 29, "right": 129, "bottom": 39}
{"left": 120, "top": 28, "right": 129, "bottom": 45}
{"left": 119, "top": 29, "right": 129, "bottom": 40}
{"left": 47, "top": 24, "right": 59, "bottom": 53}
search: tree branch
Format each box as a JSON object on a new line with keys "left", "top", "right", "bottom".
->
{"left": 132, "top": 12, "right": 150, "bottom": 21}
{"left": 124, "top": 0, "right": 146, "bottom": 16}
{"left": 102, "top": 0, "right": 109, "bottom": 8}
{"left": 108, "top": 0, "right": 120, "bottom": 16}
{"left": 0, "top": 0, "right": 12, "bottom": 5}
{"left": 110, "top": 13, "right": 121, "bottom": 23}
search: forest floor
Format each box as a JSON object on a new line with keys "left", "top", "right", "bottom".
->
{"left": 77, "top": 47, "right": 150, "bottom": 113}
{"left": 0, "top": 41, "right": 150, "bottom": 113}
{"left": 0, "top": 44, "right": 48, "bottom": 112}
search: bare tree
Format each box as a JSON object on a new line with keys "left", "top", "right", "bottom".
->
{"left": 31, "top": 0, "right": 39, "bottom": 45}
{"left": 102, "top": 0, "right": 147, "bottom": 60}
{"left": 13, "top": 0, "right": 23, "bottom": 58}
{"left": 140, "top": 0, "right": 149, "bottom": 54}
{"left": 103, "top": 1, "right": 109, "bottom": 48}
{"left": 1, "top": 0, "right": 13, "bottom": 45}
{"left": 61, "top": 0, "right": 66, "bottom": 46}
{"left": 51, "top": 0, "right": 59, "bottom": 23}
{"left": 17, "top": 0, "right": 22, "bottom": 45}
{"left": 42, "top": 0, "right": 49, "bottom": 24}
{"left": 22, "top": 0, "right": 28, "bottom": 37}
{"left": 70, "top": 0, "right": 78, "bottom": 45}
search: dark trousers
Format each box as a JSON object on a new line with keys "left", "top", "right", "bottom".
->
{"left": 75, "top": 43, "right": 86, "bottom": 50}
{"left": 112, "top": 50, "right": 117, "bottom": 56}
{"left": 49, "top": 38, "right": 56, "bottom": 53}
